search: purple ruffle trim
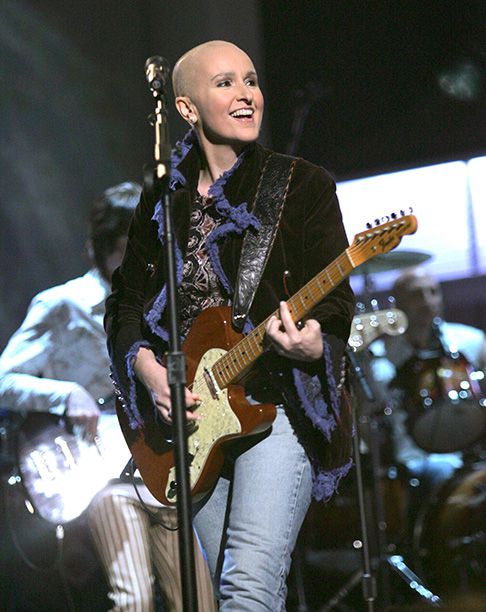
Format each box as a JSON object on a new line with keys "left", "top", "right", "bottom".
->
{"left": 292, "top": 334, "right": 353, "bottom": 500}
{"left": 124, "top": 340, "right": 152, "bottom": 429}
{"left": 205, "top": 150, "right": 260, "bottom": 295}
{"left": 312, "top": 458, "right": 353, "bottom": 502}
{"left": 205, "top": 206, "right": 260, "bottom": 295}
{"left": 292, "top": 334, "right": 341, "bottom": 441}
{"left": 169, "top": 128, "right": 196, "bottom": 190}
{"left": 143, "top": 200, "right": 184, "bottom": 340}
{"left": 144, "top": 128, "right": 258, "bottom": 333}
{"left": 323, "top": 335, "right": 340, "bottom": 411}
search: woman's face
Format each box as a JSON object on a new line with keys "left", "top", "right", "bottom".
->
{"left": 187, "top": 44, "right": 264, "bottom": 150}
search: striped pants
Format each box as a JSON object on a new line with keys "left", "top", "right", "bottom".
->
{"left": 88, "top": 485, "right": 216, "bottom": 611}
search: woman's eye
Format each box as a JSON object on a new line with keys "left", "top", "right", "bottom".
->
{"left": 217, "top": 80, "right": 231, "bottom": 87}
{"left": 246, "top": 78, "right": 257, "bottom": 87}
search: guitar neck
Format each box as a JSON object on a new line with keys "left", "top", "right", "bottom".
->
{"left": 212, "top": 249, "right": 354, "bottom": 389}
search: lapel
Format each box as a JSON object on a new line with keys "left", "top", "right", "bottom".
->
{"left": 170, "top": 141, "right": 270, "bottom": 287}
{"left": 217, "top": 144, "right": 270, "bottom": 285}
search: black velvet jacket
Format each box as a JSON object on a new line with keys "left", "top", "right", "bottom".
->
{"left": 105, "top": 138, "right": 355, "bottom": 499}
{"left": 107, "top": 142, "right": 353, "bottom": 359}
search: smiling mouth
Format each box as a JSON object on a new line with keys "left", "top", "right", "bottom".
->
{"left": 230, "top": 108, "right": 254, "bottom": 120}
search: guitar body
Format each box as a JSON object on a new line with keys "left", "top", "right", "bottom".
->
{"left": 117, "top": 305, "right": 276, "bottom": 507}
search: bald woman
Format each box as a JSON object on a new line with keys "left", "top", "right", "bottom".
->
{"left": 106, "top": 40, "right": 355, "bottom": 610}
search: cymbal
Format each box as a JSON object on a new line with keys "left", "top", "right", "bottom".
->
{"left": 351, "top": 250, "right": 432, "bottom": 275}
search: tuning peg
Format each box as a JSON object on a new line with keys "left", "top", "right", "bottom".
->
{"left": 356, "top": 301, "right": 366, "bottom": 313}
{"left": 400, "top": 209, "right": 405, "bottom": 216}
{"left": 391, "top": 212, "right": 397, "bottom": 220}
{"left": 374, "top": 218, "right": 380, "bottom": 226}
{"left": 409, "top": 206, "right": 414, "bottom": 213}
{"left": 370, "top": 298, "right": 379, "bottom": 312}
{"left": 381, "top": 215, "right": 390, "bottom": 223}
{"left": 387, "top": 295, "right": 396, "bottom": 307}
{"left": 366, "top": 222, "right": 372, "bottom": 229}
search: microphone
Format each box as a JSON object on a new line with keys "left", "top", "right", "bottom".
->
{"left": 145, "top": 56, "right": 171, "bottom": 92}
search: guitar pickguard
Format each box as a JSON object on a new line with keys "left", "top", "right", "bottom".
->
{"left": 165, "top": 348, "right": 241, "bottom": 502}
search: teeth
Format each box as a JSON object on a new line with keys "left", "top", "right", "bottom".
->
{"left": 231, "top": 108, "right": 253, "bottom": 117}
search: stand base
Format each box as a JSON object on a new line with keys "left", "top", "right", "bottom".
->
{"left": 312, "top": 552, "right": 442, "bottom": 611}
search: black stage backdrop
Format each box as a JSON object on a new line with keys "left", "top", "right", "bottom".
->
{"left": 262, "top": 0, "right": 486, "bottom": 178}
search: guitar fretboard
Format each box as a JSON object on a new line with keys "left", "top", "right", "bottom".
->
{"left": 211, "top": 250, "right": 354, "bottom": 389}
{"left": 210, "top": 214, "right": 416, "bottom": 390}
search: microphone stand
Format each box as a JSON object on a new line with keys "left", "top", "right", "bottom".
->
{"left": 345, "top": 347, "right": 378, "bottom": 611}
{"left": 144, "top": 70, "right": 198, "bottom": 612}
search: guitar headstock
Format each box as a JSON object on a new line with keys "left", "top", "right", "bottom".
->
{"left": 348, "top": 308, "right": 408, "bottom": 352}
{"left": 349, "top": 213, "right": 418, "bottom": 269}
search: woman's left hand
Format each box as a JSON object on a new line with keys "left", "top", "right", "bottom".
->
{"left": 265, "top": 301, "right": 323, "bottom": 362}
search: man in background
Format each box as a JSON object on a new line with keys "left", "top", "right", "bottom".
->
{"left": 371, "top": 266, "right": 486, "bottom": 489}
{"left": 0, "top": 182, "right": 215, "bottom": 611}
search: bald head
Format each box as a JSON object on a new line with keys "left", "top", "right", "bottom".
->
{"left": 172, "top": 40, "right": 248, "bottom": 98}
{"left": 392, "top": 267, "right": 438, "bottom": 301}
{"left": 392, "top": 267, "right": 443, "bottom": 330}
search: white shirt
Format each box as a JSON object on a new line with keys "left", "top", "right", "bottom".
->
{"left": 0, "top": 269, "right": 112, "bottom": 414}
{"left": 0, "top": 268, "right": 162, "bottom": 508}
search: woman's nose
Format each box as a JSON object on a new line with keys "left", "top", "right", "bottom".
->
{"left": 236, "top": 82, "right": 253, "bottom": 101}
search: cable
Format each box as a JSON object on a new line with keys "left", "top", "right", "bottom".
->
{"left": 123, "top": 457, "right": 179, "bottom": 531}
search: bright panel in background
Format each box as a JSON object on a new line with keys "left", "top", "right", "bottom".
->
{"left": 337, "top": 160, "right": 474, "bottom": 296}
{"left": 468, "top": 156, "right": 486, "bottom": 273}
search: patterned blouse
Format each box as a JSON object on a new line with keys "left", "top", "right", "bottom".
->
{"left": 177, "top": 194, "right": 229, "bottom": 338}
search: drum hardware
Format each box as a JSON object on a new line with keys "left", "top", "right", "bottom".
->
{"left": 349, "top": 250, "right": 433, "bottom": 277}
{"left": 386, "top": 555, "right": 442, "bottom": 607}
{"left": 1, "top": 405, "right": 117, "bottom": 610}
{"left": 350, "top": 249, "right": 432, "bottom": 304}
{"left": 312, "top": 306, "right": 443, "bottom": 611}
{"left": 315, "top": 349, "right": 442, "bottom": 611}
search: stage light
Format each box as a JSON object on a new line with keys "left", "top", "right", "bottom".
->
{"left": 437, "top": 58, "right": 484, "bottom": 102}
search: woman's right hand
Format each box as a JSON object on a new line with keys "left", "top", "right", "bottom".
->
{"left": 133, "top": 347, "right": 201, "bottom": 424}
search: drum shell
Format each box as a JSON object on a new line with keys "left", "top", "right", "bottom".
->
{"left": 395, "top": 354, "right": 486, "bottom": 453}
{"left": 413, "top": 461, "right": 486, "bottom": 594}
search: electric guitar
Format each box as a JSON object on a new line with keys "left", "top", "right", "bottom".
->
{"left": 16, "top": 409, "right": 130, "bottom": 524}
{"left": 348, "top": 308, "right": 408, "bottom": 352}
{"left": 117, "top": 214, "right": 418, "bottom": 506}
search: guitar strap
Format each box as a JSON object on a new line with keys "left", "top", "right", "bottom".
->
{"left": 232, "top": 153, "right": 296, "bottom": 331}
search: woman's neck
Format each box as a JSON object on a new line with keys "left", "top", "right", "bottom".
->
{"left": 197, "top": 140, "right": 243, "bottom": 196}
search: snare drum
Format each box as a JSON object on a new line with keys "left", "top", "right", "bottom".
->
{"left": 413, "top": 461, "right": 486, "bottom": 594}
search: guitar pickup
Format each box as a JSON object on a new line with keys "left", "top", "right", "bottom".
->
{"left": 203, "top": 367, "right": 219, "bottom": 400}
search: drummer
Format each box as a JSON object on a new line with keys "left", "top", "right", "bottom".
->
{"left": 370, "top": 266, "right": 486, "bottom": 493}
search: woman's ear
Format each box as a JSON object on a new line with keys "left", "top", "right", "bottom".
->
{"left": 175, "top": 96, "right": 197, "bottom": 125}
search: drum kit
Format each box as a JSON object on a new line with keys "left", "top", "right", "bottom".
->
{"left": 295, "top": 249, "right": 486, "bottom": 611}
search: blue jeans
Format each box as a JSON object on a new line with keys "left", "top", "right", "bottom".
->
{"left": 193, "top": 406, "right": 312, "bottom": 611}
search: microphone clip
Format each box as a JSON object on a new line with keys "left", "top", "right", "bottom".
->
{"left": 145, "top": 55, "right": 170, "bottom": 94}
